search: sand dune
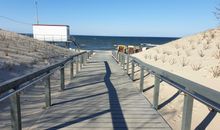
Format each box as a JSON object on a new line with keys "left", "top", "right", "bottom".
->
{"left": 0, "top": 29, "right": 75, "bottom": 83}
{"left": 132, "top": 28, "right": 220, "bottom": 129}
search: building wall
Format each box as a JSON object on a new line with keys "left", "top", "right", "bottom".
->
{"left": 33, "top": 25, "right": 69, "bottom": 42}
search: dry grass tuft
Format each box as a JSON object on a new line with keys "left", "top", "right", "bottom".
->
{"left": 214, "top": 50, "right": 220, "bottom": 59}
{"left": 191, "top": 63, "right": 202, "bottom": 71}
{"left": 176, "top": 51, "right": 181, "bottom": 56}
{"left": 210, "top": 66, "right": 220, "bottom": 78}
{"left": 198, "top": 50, "right": 205, "bottom": 57}
{"left": 180, "top": 57, "right": 189, "bottom": 67}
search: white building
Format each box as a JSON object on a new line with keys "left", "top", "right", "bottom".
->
{"left": 32, "top": 24, "right": 70, "bottom": 42}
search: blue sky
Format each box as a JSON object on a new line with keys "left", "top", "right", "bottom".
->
{"left": 0, "top": 0, "right": 219, "bottom": 37}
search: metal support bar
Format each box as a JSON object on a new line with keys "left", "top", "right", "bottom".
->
{"left": 70, "top": 61, "right": 74, "bottom": 80}
{"left": 60, "top": 65, "right": 65, "bottom": 91}
{"left": 127, "top": 54, "right": 129, "bottom": 74}
{"left": 131, "top": 60, "right": 135, "bottom": 81}
{"left": 44, "top": 74, "right": 51, "bottom": 107}
{"left": 10, "top": 92, "right": 21, "bottom": 130}
{"left": 153, "top": 76, "right": 160, "bottom": 109}
{"left": 140, "top": 66, "right": 144, "bottom": 92}
{"left": 181, "top": 91, "right": 194, "bottom": 130}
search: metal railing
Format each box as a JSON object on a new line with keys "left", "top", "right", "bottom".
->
{"left": 112, "top": 51, "right": 220, "bottom": 130}
{"left": 0, "top": 50, "right": 93, "bottom": 130}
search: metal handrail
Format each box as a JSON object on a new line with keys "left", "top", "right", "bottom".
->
{"left": 0, "top": 50, "right": 93, "bottom": 130}
{"left": 0, "top": 51, "right": 85, "bottom": 94}
{"left": 113, "top": 51, "right": 220, "bottom": 130}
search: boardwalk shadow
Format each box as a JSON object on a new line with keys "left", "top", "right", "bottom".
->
{"left": 104, "top": 61, "right": 128, "bottom": 130}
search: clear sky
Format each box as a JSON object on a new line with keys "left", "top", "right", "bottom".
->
{"left": 0, "top": 0, "right": 219, "bottom": 37}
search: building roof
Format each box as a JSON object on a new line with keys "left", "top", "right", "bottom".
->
{"left": 33, "top": 24, "right": 69, "bottom": 27}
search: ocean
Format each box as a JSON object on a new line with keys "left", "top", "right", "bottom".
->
{"left": 22, "top": 34, "right": 179, "bottom": 50}
{"left": 72, "top": 35, "right": 179, "bottom": 50}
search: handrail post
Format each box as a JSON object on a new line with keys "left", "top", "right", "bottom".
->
{"left": 140, "top": 66, "right": 144, "bottom": 92}
{"left": 83, "top": 53, "right": 86, "bottom": 66}
{"left": 76, "top": 56, "right": 79, "bottom": 74}
{"left": 60, "top": 64, "right": 65, "bottom": 91}
{"left": 122, "top": 54, "right": 125, "bottom": 70}
{"left": 44, "top": 72, "right": 51, "bottom": 107}
{"left": 80, "top": 55, "right": 83, "bottom": 69}
{"left": 153, "top": 76, "right": 160, "bottom": 109}
{"left": 70, "top": 59, "right": 74, "bottom": 80}
{"left": 118, "top": 52, "right": 121, "bottom": 65}
{"left": 131, "top": 60, "right": 135, "bottom": 81}
{"left": 10, "top": 91, "right": 22, "bottom": 130}
{"left": 181, "top": 90, "right": 194, "bottom": 130}
{"left": 127, "top": 54, "right": 129, "bottom": 74}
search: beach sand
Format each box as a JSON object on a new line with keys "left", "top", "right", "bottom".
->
{"left": 132, "top": 28, "right": 220, "bottom": 129}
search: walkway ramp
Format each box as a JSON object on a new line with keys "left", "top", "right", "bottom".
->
{"left": 31, "top": 51, "right": 171, "bottom": 130}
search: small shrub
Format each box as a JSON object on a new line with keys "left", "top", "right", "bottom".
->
{"left": 169, "top": 58, "right": 176, "bottom": 65}
{"left": 210, "top": 66, "right": 220, "bottom": 78}
{"left": 180, "top": 57, "right": 189, "bottom": 67}
{"left": 198, "top": 50, "right": 205, "bottom": 57}
{"left": 191, "top": 63, "right": 202, "bottom": 71}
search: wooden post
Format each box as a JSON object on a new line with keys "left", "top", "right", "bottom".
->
{"left": 153, "top": 76, "right": 160, "bottom": 109}
{"left": 70, "top": 60, "right": 74, "bottom": 80}
{"left": 60, "top": 65, "right": 65, "bottom": 91}
{"left": 76, "top": 56, "right": 79, "bottom": 74}
{"left": 127, "top": 54, "right": 129, "bottom": 74}
{"left": 139, "top": 66, "right": 144, "bottom": 92}
{"left": 181, "top": 91, "right": 194, "bottom": 130}
{"left": 10, "top": 92, "right": 22, "bottom": 130}
{"left": 131, "top": 60, "right": 135, "bottom": 81}
{"left": 44, "top": 74, "right": 51, "bottom": 107}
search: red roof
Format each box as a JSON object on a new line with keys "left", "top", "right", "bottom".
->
{"left": 33, "top": 24, "right": 69, "bottom": 27}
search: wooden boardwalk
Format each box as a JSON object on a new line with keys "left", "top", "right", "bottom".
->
{"left": 31, "top": 51, "right": 171, "bottom": 130}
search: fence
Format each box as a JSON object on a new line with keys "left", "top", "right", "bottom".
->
{"left": 0, "top": 51, "right": 93, "bottom": 130}
{"left": 112, "top": 51, "right": 220, "bottom": 130}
